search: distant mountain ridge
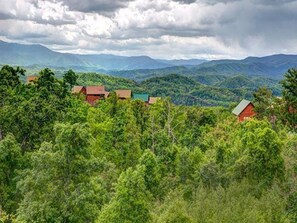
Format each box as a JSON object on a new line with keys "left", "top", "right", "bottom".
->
{"left": 110, "top": 54, "right": 297, "bottom": 81}
{"left": 0, "top": 40, "right": 203, "bottom": 70}
{"left": 0, "top": 40, "right": 297, "bottom": 80}
{"left": 0, "top": 40, "right": 172, "bottom": 70}
{"left": 189, "top": 54, "right": 297, "bottom": 79}
{"left": 157, "top": 59, "right": 207, "bottom": 67}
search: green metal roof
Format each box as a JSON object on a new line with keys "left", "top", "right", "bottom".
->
{"left": 132, "top": 93, "right": 149, "bottom": 102}
{"left": 232, "top": 99, "right": 252, "bottom": 116}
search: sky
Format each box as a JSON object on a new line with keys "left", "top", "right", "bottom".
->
{"left": 0, "top": 0, "right": 297, "bottom": 59}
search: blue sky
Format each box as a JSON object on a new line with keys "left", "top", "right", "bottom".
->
{"left": 0, "top": 0, "right": 297, "bottom": 59}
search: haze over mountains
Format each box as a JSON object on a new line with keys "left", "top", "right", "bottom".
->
{"left": 0, "top": 40, "right": 205, "bottom": 71}
{"left": 1, "top": 40, "right": 297, "bottom": 81}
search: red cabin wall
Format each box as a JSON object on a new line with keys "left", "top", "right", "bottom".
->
{"left": 238, "top": 103, "right": 256, "bottom": 122}
{"left": 86, "top": 95, "right": 105, "bottom": 105}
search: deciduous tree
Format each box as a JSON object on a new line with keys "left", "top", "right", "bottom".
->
{"left": 17, "top": 123, "right": 104, "bottom": 223}
{"left": 281, "top": 68, "right": 297, "bottom": 130}
{"left": 97, "top": 165, "right": 150, "bottom": 223}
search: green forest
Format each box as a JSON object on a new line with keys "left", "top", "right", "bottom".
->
{"left": 22, "top": 65, "right": 282, "bottom": 107}
{"left": 76, "top": 72, "right": 280, "bottom": 107}
{"left": 0, "top": 65, "right": 297, "bottom": 223}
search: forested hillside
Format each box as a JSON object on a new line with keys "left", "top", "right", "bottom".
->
{"left": 77, "top": 73, "right": 280, "bottom": 106}
{"left": 108, "top": 54, "right": 297, "bottom": 81}
{"left": 0, "top": 65, "right": 297, "bottom": 223}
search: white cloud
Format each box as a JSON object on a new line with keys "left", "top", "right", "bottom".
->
{"left": 0, "top": 0, "right": 297, "bottom": 59}
{"left": 78, "top": 14, "right": 115, "bottom": 38}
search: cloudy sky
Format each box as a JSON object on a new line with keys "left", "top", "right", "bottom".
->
{"left": 0, "top": 0, "right": 297, "bottom": 59}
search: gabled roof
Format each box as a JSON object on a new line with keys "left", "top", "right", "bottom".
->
{"left": 116, "top": 90, "right": 132, "bottom": 99}
{"left": 232, "top": 99, "right": 253, "bottom": 116}
{"left": 72, "top": 86, "right": 85, "bottom": 94}
{"left": 149, "top": 97, "right": 161, "bottom": 104}
{"left": 133, "top": 93, "right": 149, "bottom": 102}
{"left": 86, "top": 86, "right": 106, "bottom": 95}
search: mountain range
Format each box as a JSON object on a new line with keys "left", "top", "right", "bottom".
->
{"left": 109, "top": 54, "right": 297, "bottom": 81}
{"left": 1, "top": 40, "right": 297, "bottom": 81}
{"left": 0, "top": 40, "right": 205, "bottom": 71}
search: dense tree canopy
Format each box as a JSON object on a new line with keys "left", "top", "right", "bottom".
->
{"left": 0, "top": 65, "right": 296, "bottom": 223}
{"left": 282, "top": 68, "right": 297, "bottom": 130}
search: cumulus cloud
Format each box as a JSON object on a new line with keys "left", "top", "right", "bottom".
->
{"left": 0, "top": 0, "right": 79, "bottom": 25}
{"left": 0, "top": 0, "right": 297, "bottom": 59}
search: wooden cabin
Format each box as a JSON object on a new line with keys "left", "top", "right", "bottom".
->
{"left": 148, "top": 97, "right": 161, "bottom": 105}
{"left": 26, "top": 76, "right": 38, "bottom": 84}
{"left": 86, "top": 86, "right": 109, "bottom": 105}
{"left": 115, "top": 90, "right": 132, "bottom": 100}
{"left": 232, "top": 99, "right": 256, "bottom": 122}
{"left": 70, "top": 86, "right": 161, "bottom": 107}
{"left": 133, "top": 93, "right": 149, "bottom": 103}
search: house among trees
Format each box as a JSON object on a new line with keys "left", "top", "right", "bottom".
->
{"left": 116, "top": 90, "right": 132, "bottom": 100}
{"left": 72, "top": 86, "right": 161, "bottom": 106}
{"left": 133, "top": 93, "right": 149, "bottom": 103}
{"left": 86, "top": 86, "right": 109, "bottom": 105}
{"left": 26, "top": 76, "right": 38, "bottom": 83}
{"left": 232, "top": 99, "right": 256, "bottom": 122}
{"left": 72, "top": 85, "right": 109, "bottom": 105}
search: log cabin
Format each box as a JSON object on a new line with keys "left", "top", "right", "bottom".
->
{"left": 232, "top": 99, "right": 256, "bottom": 122}
{"left": 71, "top": 86, "right": 161, "bottom": 106}
{"left": 86, "top": 86, "right": 109, "bottom": 105}
{"left": 26, "top": 76, "right": 38, "bottom": 84}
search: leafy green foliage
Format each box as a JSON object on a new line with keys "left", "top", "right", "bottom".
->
{"left": 253, "top": 87, "right": 274, "bottom": 119}
{"left": 0, "top": 134, "right": 24, "bottom": 214}
{"left": 139, "top": 150, "right": 161, "bottom": 196}
{"left": 282, "top": 68, "right": 297, "bottom": 130}
{"left": 77, "top": 72, "right": 280, "bottom": 107}
{"left": 239, "top": 120, "right": 284, "bottom": 188}
{"left": 97, "top": 165, "right": 151, "bottom": 223}
{"left": 17, "top": 123, "right": 104, "bottom": 223}
{"left": 0, "top": 66, "right": 85, "bottom": 151}
{"left": 0, "top": 65, "right": 296, "bottom": 223}
{"left": 282, "top": 69, "right": 297, "bottom": 108}
{"left": 77, "top": 72, "right": 140, "bottom": 92}
{"left": 63, "top": 69, "right": 78, "bottom": 89}
{"left": 153, "top": 182, "right": 289, "bottom": 223}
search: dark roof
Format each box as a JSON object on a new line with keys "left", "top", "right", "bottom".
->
{"left": 116, "top": 90, "right": 132, "bottom": 99}
{"left": 232, "top": 99, "right": 253, "bottom": 116}
{"left": 86, "top": 86, "right": 106, "bottom": 95}
{"left": 133, "top": 93, "right": 149, "bottom": 102}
